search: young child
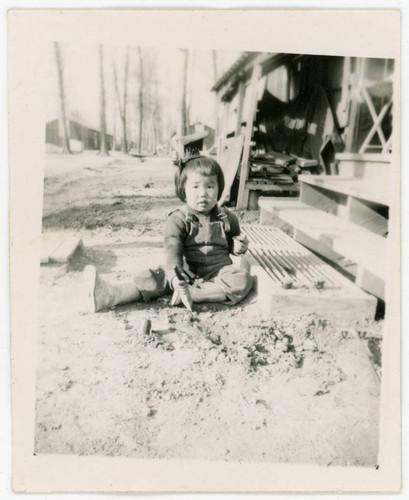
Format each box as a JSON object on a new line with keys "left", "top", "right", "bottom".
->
{"left": 83, "top": 155, "right": 253, "bottom": 313}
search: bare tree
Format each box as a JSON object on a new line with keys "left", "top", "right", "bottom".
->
{"left": 137, "top": 46, "right": 144, "bottom": 154}
{"left": 98, "top": 44, "right": 109, "bottom": 155}
{"left": 54, "top": 42, "right": 72, "bottom": 154}
{"left": 181, "top": 48, "right": 189, "bottom": 136}
{"left": 212, "top": 50, "right": 219, "bottom": 142}
{"left": 212, "top": 49, "right": 218, "bottom": 83}
{"left": 151, "top": 78, "right": 159, "bottom": 155}
{"left": 113, "top": 47, "right": 130, "bottom": 153}
{"left": 112, "top": 96, "right": 117, "bottom": 151}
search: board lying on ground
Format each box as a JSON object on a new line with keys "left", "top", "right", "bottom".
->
{"left": 41, "top": 233, "right": 83, "bottom": 264}
{"left": 241, "top": 225, "right": 377, "bottom": 324}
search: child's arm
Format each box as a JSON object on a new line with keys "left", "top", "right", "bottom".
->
{"left": 225, "top": 209, "right": 249, "bottom": 256}
{"left": 163, "top": 211, "right": 188, "bottom": 284}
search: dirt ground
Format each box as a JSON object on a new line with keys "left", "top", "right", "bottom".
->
{"left": 35, "top": 151, "right": 382, "bottom": 466}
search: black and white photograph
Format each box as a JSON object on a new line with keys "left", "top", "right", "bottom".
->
{"left": 8, "top": 8, "right": 402, "bottom": 493}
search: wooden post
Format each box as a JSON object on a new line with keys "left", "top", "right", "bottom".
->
{"left": 218, "top": 101, "right": 229, "bottom": 164}
{"left": 216, "top": 90, "right": 224, "bottom": 163}
{"left": 338, "top": 57, "right": 351, "bottom": 129}
{"left": 237, "top": 64, "right": 262, "bottom": 209}
{"left": 235, "top": 80, "right": 245, "bottom": 137}
{"left": 345, "top": 58, "right": 364, "bottom": 152}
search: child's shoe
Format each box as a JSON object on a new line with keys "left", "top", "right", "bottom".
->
{"left": 82, "top": 265, "right": 141, "bottom": 313}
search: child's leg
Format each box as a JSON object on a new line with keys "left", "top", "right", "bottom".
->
{"left": 83, "top": 265, "right": 168, "bottom": 313}
{"left": 210, "top": 265, "right": 253, "bottom": 305}
{"left": 185, "top": 266, "right": 253, "bottom": 305}
{"left": 188, "top": 280, "right": 227, "bottom": 303}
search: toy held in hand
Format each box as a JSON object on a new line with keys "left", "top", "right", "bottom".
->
{"left": 170, "top": 266, "right": 195, "bottom": 311}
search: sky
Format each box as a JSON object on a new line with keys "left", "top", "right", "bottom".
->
{"left": 46, "top": 42, "right": 242, "bottom": 142}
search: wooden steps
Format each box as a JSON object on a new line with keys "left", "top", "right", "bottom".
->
{"left": 241, "top": 225, "right": 377, "bottom": 324}
{"left": 299, "top": 175, "right": 387, "bottom": 207}
{"left": 258, "top": 196, "right": 386, "bottom": 300}
{"left": 258, "top": 156, "right": 390, "bottom": 301}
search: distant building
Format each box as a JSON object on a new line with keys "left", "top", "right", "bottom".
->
{"left": 46, "top": 117, "right": 116, "bottom": 152}
{"left": 187, "top": 122, "right": 215, "bottom": 152}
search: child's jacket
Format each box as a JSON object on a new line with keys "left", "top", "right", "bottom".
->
{"left": 164, "top": 205, "right": 241, "bottom": 281}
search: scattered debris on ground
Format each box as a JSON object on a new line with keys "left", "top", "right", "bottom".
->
{"left": 34, "top": 153, "right": 382, "bottom": 466}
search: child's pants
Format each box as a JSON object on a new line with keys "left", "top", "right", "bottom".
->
{"left": 132, "top": 265, "right": 253, "bottom": 305}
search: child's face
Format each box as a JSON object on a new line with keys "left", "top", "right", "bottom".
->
{"left": 185, "top": 172, "right": 218, "bottom": 214}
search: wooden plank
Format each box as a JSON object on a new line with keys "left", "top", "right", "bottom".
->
{"left": 246, "top": 181, "right": 299, "bottom": 192}
{"left": 337, "top": 159, "right": 389, "bottom": 181}
{"left": 356, "top": 267, "right": 385, "bottom": 301}
{"left": 41, "top": 238, "right": 62, "bottom": 264}
{"left": 217, "top": 101, "right": 230, "bottom": 164}
{"left": 294, "top": 229, "right": 346, "bottom": 264}
{"left": 235, "top": 80, "right": 245, "bottom": 137}
{"left": 300, "top": 181, "right": 348, "bottom": 216}
{"left": 342, "top": 326, "right": 381, "bottom": 396}
{"left": 335, "top": 154, "right": 390, "bottom": 200}
{"left": 237, "top": 64, "right": 262, "bottom": 209}
{"left": 219, "top": 134, "right": 245, "bottom": 205}
{"left": 299, "top": 175, "right": 388, "bottom": 206}
{"left": 332, "top": 232, "right": 386, "bottom": 281}
{"left": 49, "top": 236, "right": 83, "bottom": 263}
{"left": 259, "top": 206, "right": 294, "bottom": 234}
{"left": 242, "top": 225, "right": 377, "bottom": 324}
{"left": 345, "top": 72, "right": 360, "bottom": 152}
{"left": 259, "top": 197, "right": 302, "bottom": 211}
{"left": 336, "top": 152, "right": 391, "bottom": 163}
{"left": 348, "top": 197, "right": 388, "bottom": 236}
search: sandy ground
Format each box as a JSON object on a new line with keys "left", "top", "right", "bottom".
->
{"left": 35, "top": 151, "right": 382, "bottom": 466}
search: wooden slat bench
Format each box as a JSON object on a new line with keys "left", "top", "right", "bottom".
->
{"left": 241, "top": 225, "right": 377, "bottom": 324}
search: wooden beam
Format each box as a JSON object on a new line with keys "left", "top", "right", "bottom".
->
{"left": 359, "top": 99, "right": 392, "bottom": 153}
{"left": 361, "top": 86, "right": 389, "bottom": 147}
{"left": 237, "top": 64, "right": 262, "bottom": 209}
{"left": 382, "top": 134, "right": 393, "bottom": 154}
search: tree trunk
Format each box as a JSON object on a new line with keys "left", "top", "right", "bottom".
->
{"left": 112, "top": 97, "right": 117, "bottom": 151}
{"left": 137, "top": 47, "right": 144, "bottom": 154}
{"left": 151, "top": 79, "right": 159, "bottom": 155}
{"left": 54, "top": 42, "right": 72, "bottom": 154}
{"left": 212, "top": 49, "right": 220, "bottom": 144}
{"left": 212, "top": 49, "right": 218, "bottom": 83}
{"left": 120, "top": 116, "right": 126, "bottom": 152}
{"left": 99, "top": 44, "right": 109, "bottom": 155}
{"left": 113, "top": 47, "right": 129, "bottom": 154}
{"left": 181, "top": 48, "right": 189, "bottom": 136}
{"left": 122, "top": 47, "right": 129, "bottom": 153}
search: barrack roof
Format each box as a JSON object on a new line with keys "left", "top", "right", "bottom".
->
{"left": 211, "top": 52, "right": 260, "bottom": 92}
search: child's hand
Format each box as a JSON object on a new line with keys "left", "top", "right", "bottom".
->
{"left": 171, "top": 276, "right": 189, "bottom": 293}
{"left": 233, "top": 234, "right": 249, "bottom": 255}
{"left": 170, "top": 276, "right": 193, "bottom": 310}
